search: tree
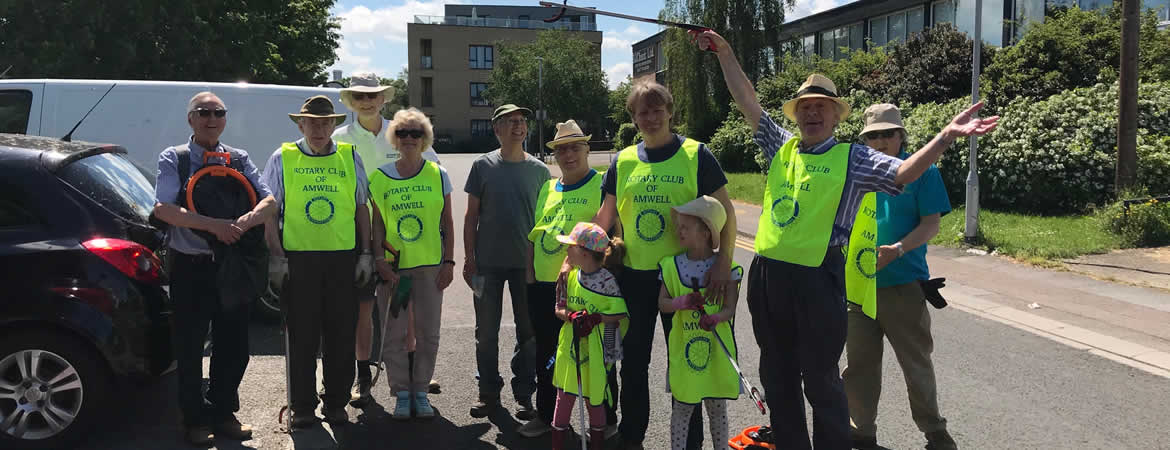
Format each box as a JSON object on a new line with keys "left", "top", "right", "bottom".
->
{"left": 382, "top": 69, "right": 411, "bottom": 118}
{"left": 0, "top": 0, "right": 340, "bottom": 86}
{"left": 487, "top": 30, "right": 609, "bottom": 142}
{"left": 659, "top": 0, "right": 792, "bottom": 142}
{"left": 859, "top": 24, "right": 995, "bottom": 106}
{"left": 606, "top": 76, "right": 634, "bottom": 138}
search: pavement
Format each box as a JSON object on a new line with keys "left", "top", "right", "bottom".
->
{"left": 77, "top": 154, "right": 1170, "bottom": 450}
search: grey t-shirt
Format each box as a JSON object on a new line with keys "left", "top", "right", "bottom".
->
{"left": 464, "top": 149, "right": 550, "bottom": 269}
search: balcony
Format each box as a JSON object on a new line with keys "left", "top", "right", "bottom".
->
{"left": 413, "top": 15, "right": 597, "bottom": 31}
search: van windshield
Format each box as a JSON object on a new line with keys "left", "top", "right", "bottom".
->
{"left": 58, "top": 152, "right": 156, "bottom": 224}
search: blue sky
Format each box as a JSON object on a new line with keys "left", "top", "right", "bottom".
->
{"left": 328, "top": 0, "right": 851, "bottom": 89}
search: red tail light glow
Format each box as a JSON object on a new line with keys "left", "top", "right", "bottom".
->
{"left": 82, "top": 238, "right": 164, "bottom": 284}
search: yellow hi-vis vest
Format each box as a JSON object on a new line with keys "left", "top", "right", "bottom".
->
{"left": 528, "top": 170, "right": 604, "bottom": 282}
{"left": 659, "top": 254, "right": 743, "bottom": 404}
{"left": 552, "top": 268, "right": 629, "bottom": 407}
{"left": 755, "top": 138, "right": 850, "bottom": 267}
{"left": 369, "top": 161, "right": 445, "bottom": 270}
{"left": 281, "top": 142, "right": 358, "bottom": 251}
{"left": 615, "top": 140, "right": 699, "bottom": 270}
{"left": 846, "top": 193, "right": 878, "bottom": 319}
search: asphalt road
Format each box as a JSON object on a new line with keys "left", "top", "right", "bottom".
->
{"left": 81, "top": 153, "right": 1170, "bottom": 450}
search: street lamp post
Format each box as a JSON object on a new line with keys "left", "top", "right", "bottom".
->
{"left": 965, "top": 0, "right": 983, "bottom": 242}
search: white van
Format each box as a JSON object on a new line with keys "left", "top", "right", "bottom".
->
{"left": 0, "top": 79, "right": 349, "bottom": 180}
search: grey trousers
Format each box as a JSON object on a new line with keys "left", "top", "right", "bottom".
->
{"left": 379, "top": 265, "right": 444, "bottom": 394}
{"left": 843, "top": 281, "right": 948, "bottom": 439}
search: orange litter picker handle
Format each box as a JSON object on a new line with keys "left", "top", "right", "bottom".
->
{"left": 184, "top": 165, "right": 258, "bottom": 215}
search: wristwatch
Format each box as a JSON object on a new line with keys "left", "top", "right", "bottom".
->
{"left": 892, "top": 242, "right": 905, "bottom": 258}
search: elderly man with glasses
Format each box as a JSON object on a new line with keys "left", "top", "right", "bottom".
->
{"left": 152, "top": 91, "right": 275, "bottom": 446}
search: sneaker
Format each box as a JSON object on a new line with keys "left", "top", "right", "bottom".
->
{"left": 469, "top": 397, "right": 499, "bottom": 418}
{"left": 517, "top": 417, "right": 552, "bottom": 437}
{"left": 289, "top": 410, "right": 318, "bottom": 429}
{"left": 323, "top": 407, "right": 348, "bottom": 425}
{"left": 213, "top": 415, "right": 253, "bottom": 440}
{"left": 184, "top": 426, "right": 213, "bottom": 446}
{"left": 428, "top": 379, "right": 442, "bottom": 394}
{"left": 925, "top": 430, "right": 958, "bottom": 450}
{"left": 515, "top": 399, "right": 536, "bottom": 421}
{"left": 414, "top": 392, "right": 435, "bottom": 419}
{"left": 393, "top": 391, "right": 412, "bottom": 420}
{"left": 350, "top": 377, "right": 373, "bottom": 407}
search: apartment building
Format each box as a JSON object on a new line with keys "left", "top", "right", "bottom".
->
{"left": 407, "top": 4, "right": 603, "bottom": 146}
{"left": 632, "top": 30, "right": 667, "bottom": 84}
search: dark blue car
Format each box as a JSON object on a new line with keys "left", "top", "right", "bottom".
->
{"left": 0, "top": 134, "right": 173, "bottom": 449}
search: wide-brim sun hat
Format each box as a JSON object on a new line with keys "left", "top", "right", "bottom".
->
{"left": 340, "top": 71, "right": 393, "bottom": 110}
{"left": 546, "top": 119, "right": 592, "bottom": 149}
{"left": 671, "top": 195, "right": 726, "bottom": 250}
{"left": 860, "top": 103, "right": 906, "bottom": 136}
{"left": 555, "top": 222, "right": 610, "bottom": 253}
{"left": 492, "top": 104, "right": 532, "bottom": 122}
{"left": 288, "top": 95, "right": 346, "bottom": 126}
{"left": 781, "top": 73, "right": 851, "bottom": 122}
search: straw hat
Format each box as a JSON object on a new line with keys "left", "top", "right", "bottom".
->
{"left": 860, "top": 103, "right": 905, "bottom": 136}
{"left": 545, "top": 120, "right": 592, "bottom": 149}
{"left": 672, "top": 196, "right": 726, "bottom": 250}
{"left": 339, "top": 72, "right": 393, "bottom": 109}
{"left": 288, "top": 95, "right": 346, "bottom": 126}
{"left": 492, "top": 104, "right": 532, "bottom": 122}
{"left": 781, "top": 74, "right": 851, "bottom": 122}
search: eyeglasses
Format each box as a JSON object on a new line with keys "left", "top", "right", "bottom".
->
{"left": 863, "top": 129, "right": 898, "bottom": 140}
{"left": 191, "top": 108, "right": 226, "bottom": 118}
{"left": 351, "top": 92, "right": 381, "bottom": 101}
{"left": 395, "top": 129, "right": 425, "bottom": 139}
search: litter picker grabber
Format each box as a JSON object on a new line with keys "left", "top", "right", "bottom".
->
{"left": 691, "top": 277, "right": 766, "bottom": 415}
{"left": 370, "top": 242, "right": 409, "bottom": 388}
{"left": 539, "top": 1, "right": 717, "bottom": 51}
{"left": 278, "top": 299, "right": 294, "bottom": 429}
{"left": 572, "top": 330, "right": 588, "bottom": 450}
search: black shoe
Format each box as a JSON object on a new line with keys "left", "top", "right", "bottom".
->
{"left": 514, "top": 399, "right": 536, "bottom": 421}
{"left": 925, "top": 430, "right": 958, "bottom": 450}
{"left": 350, "top": 377, "right": 373, "bottom": 407}
{"left": 852, "top": 435, "right": 879, "bottom": 450}
{"left": 289, "top": 410, "right": 318, "bottom": 429}
{"left": 470, "top": 397, "right": 500, "bottom": 418}
{"left": 323, "top": 407, "right": 349, "bottom": 425}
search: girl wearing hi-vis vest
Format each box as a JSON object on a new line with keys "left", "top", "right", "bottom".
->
{"left": 368, "top": 108, "right": 456, "bottom": 421}
{"left": 589, "top": 80, "right": 738, "bottom": 449}
{"left": 550, "top": 222, "right": 628, "bottom": 450}
{"left": 656, "top": 196, "right": 744, "bottom": 450}
{"left": 698, "top": 29, "right": 997, "bottom": 449}
{"left": 520, "top": 120, "right": 608, "bottom": 439}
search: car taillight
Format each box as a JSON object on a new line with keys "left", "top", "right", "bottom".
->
{"left": 82, "top": 238, "right": 164, "bottom": 284}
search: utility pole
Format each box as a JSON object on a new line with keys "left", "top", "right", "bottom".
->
{"left": 965, "top": 0, "right": 982, "bottom": 242}
{"left": 537, "top": 56, "right": 545, "bottom": 160}
{"left": 1117, "top": 0, "right": 1140, "bottom": 193}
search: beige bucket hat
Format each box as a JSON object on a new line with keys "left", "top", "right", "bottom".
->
{"left": 672, "top": 196, "right": 726, "bottom": 250}
{"left": 546, "top": 120, "right": 592, "bottom": 149}
{"left": 860, "top": 103, "right": 906, "bottom": 136}
{"left": 340, "top": 72, "right": 393, "bottom": 109}
{"left": 782, "top": 74, "right": 851, "bottom": 122}
{"left": 288, "top": 95, "right": 346, "bottom": 126}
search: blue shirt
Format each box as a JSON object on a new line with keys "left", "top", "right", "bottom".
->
{"left": 754, "top": 111, "right": 905, "bottom": 247}
{"left": 876, "top": 151, "right": 951, "bottom": 288}
{"left": 155, "top": 138, "right": 272, "bottom": 255}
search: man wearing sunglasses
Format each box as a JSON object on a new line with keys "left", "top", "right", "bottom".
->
{"left": 843, "top": 104, "right": 957, "bottom": 450}
{"left": 152, "top": 91, "right": 275, "bottom": 446}
{"left": 333, "top": 72, "right": 443, "bottom": 407}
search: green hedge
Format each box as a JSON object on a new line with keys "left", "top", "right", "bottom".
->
{"left": 1102, "top": 198, "right": 1170, "bottom": 247}
{"left": 615, "top": 123, "right": 640, "bottom": 150}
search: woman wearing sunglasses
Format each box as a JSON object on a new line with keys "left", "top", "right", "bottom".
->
{"left": 842, "top": 104, "right": 956, "bottom": 450}
{"left": 334, "top": 72, "right": 444, "bottom": 407}
{"left": 367, "top": 108, "right": 456, "bottom": 420}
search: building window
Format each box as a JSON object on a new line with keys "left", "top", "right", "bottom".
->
{"left": 471, "top": 119, "right": 493, "bottom": 137}
{"left": 470, "top": 82, "right": 490, "bottom": 106}
{"left": 803, "top": 34, "right": 816, "bottom": 58}
{"left": 421, "top": 77, "right": 434, "bottom": 107}
{"left": 0, "top": 90, "right": 33, "bottom": 134}
{"left": 421, "top": 39, "right": 433, "bottom": 69}
{"left": 932, "top": 0, "right": 956, "bottom": 26}
{"left": 819, "top": 30, "right": 835, "bottom": 59}
{"left": 817, "top": 23, "right": 864, "bottom": 60}
{"left": 470, "top": 45, "right": 493, "bottom": 69}
{"left": 872, "top": 6, "right": 924, "bottom": 46}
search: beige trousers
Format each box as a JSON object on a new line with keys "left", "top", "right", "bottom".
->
{"left": 378, "top": 265, "right": 443, "bottom": 394}
{"left": 843, "top": 281, "right": 948, "bottom": 439}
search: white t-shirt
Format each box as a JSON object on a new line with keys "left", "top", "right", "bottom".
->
{"left": 333, "top": 118, "right": 440, "bottom": 177}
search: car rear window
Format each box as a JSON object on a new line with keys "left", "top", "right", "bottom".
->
{"left": 58, "top": 152, "right": 156, "bottom": 224}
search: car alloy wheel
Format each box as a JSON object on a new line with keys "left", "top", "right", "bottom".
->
{"left": 0, "top": 349, "right": 84, "bottom": 441}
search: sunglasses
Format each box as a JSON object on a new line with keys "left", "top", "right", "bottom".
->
{"left": 192, "top": 108, "right": 226, "bottom": 118}
{"left": 395, "top": 129, "right": 425, "bottom": 139}
{"left": 350, "top": 92, "right": 381, "bottom": 101}
{"left": 863, "top": 129, "right": 898, "bottom": 140}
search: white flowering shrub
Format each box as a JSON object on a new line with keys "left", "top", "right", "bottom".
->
{"left": 902, "top": 98, "right": 975, "bottom": 203}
